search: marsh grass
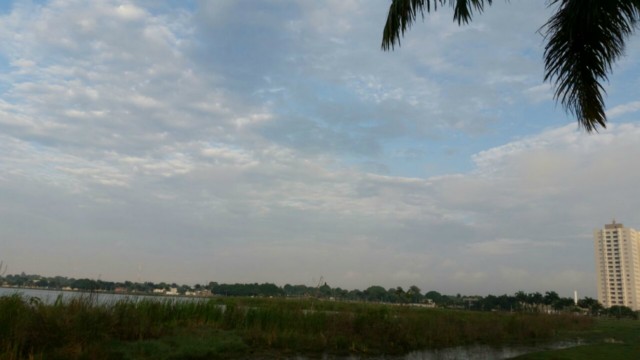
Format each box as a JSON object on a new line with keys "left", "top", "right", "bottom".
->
{"left": 512, "top": 318, "right": 640, "bottom": 359}
{"left": 0, "top": 294, "right": 594, "bottom": 359}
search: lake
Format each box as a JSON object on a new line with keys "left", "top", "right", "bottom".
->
{"left": 279, "top": 340, "right": 585, "bottom": 360}
{"left": 0, "top": 286, "right": 198, "bottom": 304}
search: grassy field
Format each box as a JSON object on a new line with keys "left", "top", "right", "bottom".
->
{"left": 512, "top": 318, "right": 640, "bottom": 360}
{"left": 0, "top": 293, "right": 598, "bottom": 359}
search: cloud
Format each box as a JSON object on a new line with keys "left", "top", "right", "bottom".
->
{"left": 525, "top": 83, "right": 554, "bottom": 103}
{"left": 112, "top": 3, "right": 146, "bottom": 21}
{"left": 0, "top": 1, "right": 639, "bottom": 298}
{"left": 0, "top": 0, "right": 255, "bottom": 154}
{"left": 5, "top": 118, "right": 640, "bottom": 295}
{"left": 607, "top": 101, "right": 640, "bottom": 118}
{"left": 466, "top": 238, "right": 561, "bottom": 256}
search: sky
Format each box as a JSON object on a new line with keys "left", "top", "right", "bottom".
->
{"left": 1, "top": 0, "right": 640, "bottom": 297}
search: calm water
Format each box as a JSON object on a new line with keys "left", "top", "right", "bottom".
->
{"left": 282, "top": 339, "right": 584, "bottom": 360}
{"left": 285, "top": 340, "right": 584, "bottom": 360}
{"left": 1, "top": 287, "right": 584, "bottom": 360}
{"left": 0, "top": 286, "right": 198, "bottom": 304}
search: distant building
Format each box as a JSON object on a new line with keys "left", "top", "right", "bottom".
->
{"left": 167, "top": 287, "right": 178, "bottom": 295}
{"left": 594, "top": 220, "right": 640, "bottom": 310}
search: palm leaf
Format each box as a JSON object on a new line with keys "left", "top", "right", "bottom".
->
{"left": 382, "top": 0, "right": 640, "bottom": 132}
{"left": 542, "top": 0, "right": 640, "bottom": 132}
{"left": 381, "top": 0, "right": 493, "bottom": 50}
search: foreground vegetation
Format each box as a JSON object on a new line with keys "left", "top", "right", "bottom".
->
{"left": 0, "top": 294, "right": 596, "bottom": 359}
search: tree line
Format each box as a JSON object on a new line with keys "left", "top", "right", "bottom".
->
{"left": 1, "top": 272, "right": 637, "bottom": 319}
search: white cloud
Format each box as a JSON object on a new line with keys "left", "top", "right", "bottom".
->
{"left": 113, "top": 4, "right": 146, "bottom": 21}
{"left": 466, "top": 238, "right": 561, "bottom": 256}
{"left": 10, "top": 58, "right": 36, "bottom": 68}
{"left": 524, "top": 83, "right": 553, "bottom": 103}
{"left": 607, "top": 101, "right": 640, "bottom": 118}
{"left": 0, "top": 1, "right": 638, "bottom": 297}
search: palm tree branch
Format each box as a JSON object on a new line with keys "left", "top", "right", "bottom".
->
{"left": 453, "top": 0, "right": 493, "bottom": 25}
{"left": 543, "top": 0, "right": 640, "bottom": 132}
{"left": 381, "top": 0, "right": 493, "bottom": 50}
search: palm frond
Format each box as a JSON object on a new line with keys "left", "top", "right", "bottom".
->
{"left": 543, "top": 0, "right": 640, "bottom": 132}
{"left": 453, "top": 0, "right": 493, "bottom": 25}
{"left": 381, "top": 0, "right": 493, "bottom": 50}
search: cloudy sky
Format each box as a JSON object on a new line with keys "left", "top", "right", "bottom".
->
{"left": 1, "top": 0, "right": 639, "bottom": 297}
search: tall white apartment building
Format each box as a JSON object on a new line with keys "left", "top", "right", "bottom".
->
{"left": 593, "top": 221, "right": 640, "bottom": 310}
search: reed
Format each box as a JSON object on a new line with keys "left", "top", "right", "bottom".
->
{"left": 0, "top": 294, "right": 594, "bottom": 359}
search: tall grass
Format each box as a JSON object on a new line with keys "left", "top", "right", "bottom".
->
{"left": 0, "top": 294, "right": 593, "bottom": 359}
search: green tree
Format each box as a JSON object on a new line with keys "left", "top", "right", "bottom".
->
{"left": 553, "top": 297, "right": 576, "bottom": 311}
{"left": 394, "top": 286, "right": 407, "bottom": 303}
{"left": 407, "top": 285, "right": 423, "bottom": 303}
{"left": 317, "top": 283, "right": 332, "bottom": 298}
{"left": 543, "top": 291, "right": 560, "bottom": 306}
{"left": 496, "top": 294, "right": 517, "bottom": 312}
{"left": 365, "top": 285, "right": 389, "bottom": 302}
{"left": 514, "top": 291, "right": 527, "bottom": 308}
{"left": 386, "top": 288, "right": 401, "bottom": 303}
{"left": 381, "top": 0, "right": 640, "bottom": 132}
{"left": 606, "top": 305, "right": 638, "bottom": 319}
{"left": 424, "top": 290, "right": 444, "bottom": 304}
{"left": 527, "top": 292, "right": 544, "bottom": 306}
{"left": 578, "top": 297, "right": 603, "bottom": 315}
